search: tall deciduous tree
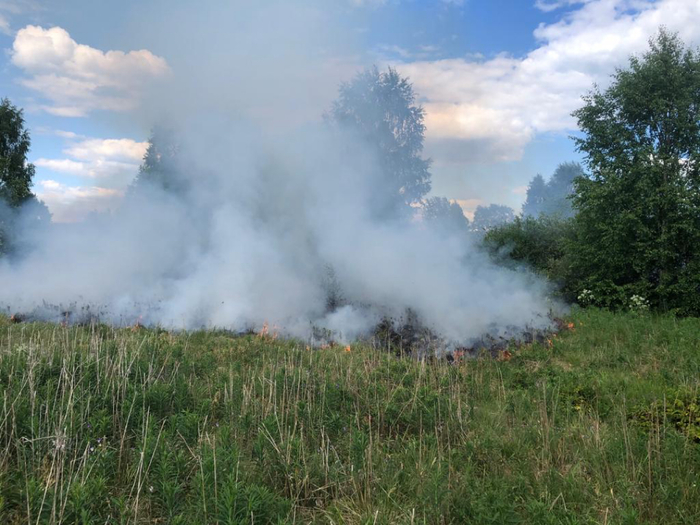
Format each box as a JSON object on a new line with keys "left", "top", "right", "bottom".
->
{"left": 522, "top": 163, "right": 584, "bottom": 218}
{"left": 570, "top": 29, "right": 700, "bottom": 313}
{"left": 0, "top": 98, "right": 34, "bottom": 207}
{"left": 330, "top": 66, "right": 431, "bottom": 218}
{"left": 543, "top": 162, "right": 583, "bottom": 217}
{"left": 471, "top": 204, "right": 515, "bottom": 232}
{"left": 522, "top": 174, "right": 547, "bottom": 217}
{"left": 422, "top": 197, "right": 470, "bottom": 235}
{"left": 0, "top": 98, "right": 49, "bottom": 255}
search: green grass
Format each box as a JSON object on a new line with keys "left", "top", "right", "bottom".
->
{"left": 0, "top": 308, "right": 699, "bottom": 524}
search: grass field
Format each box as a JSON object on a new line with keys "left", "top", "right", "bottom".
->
{"left": 0, "top": 308, "right": 699, "bottom": 524}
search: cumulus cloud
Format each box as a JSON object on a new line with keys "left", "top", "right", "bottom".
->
{"left": 34, "top": 158, "right": 86, "bottom": 176}
{"left": 11, "top": 25, "right": 170, "bottom": 117}
{"left": 395, "top": 0, "right": 700, "bottom": 163}
{"left": 34, "top": 136, "right": 147, "bottom": 218}
{"left": 65, "top": 138, "right": 148, "bottom": 163}
{"left": 35, "top": 180, "right": 123, "bottom": 222}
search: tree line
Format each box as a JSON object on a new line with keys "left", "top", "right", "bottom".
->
{"left": 487, "top": 29, "right": 700, "bottom": 315}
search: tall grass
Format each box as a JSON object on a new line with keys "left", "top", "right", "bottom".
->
{"left": 0, "top": 308, "right": 698, "bottom": 524}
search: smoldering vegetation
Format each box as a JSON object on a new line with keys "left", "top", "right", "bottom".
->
{"left": 0, "top": 110, "right": 561, "bottom": 355}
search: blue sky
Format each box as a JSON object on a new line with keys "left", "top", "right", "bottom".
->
{"left": 1, "top": 0, "right": 698, "bottom": 221}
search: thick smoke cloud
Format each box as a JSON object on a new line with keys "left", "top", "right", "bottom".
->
{"left": 1, "top": 117, "right": 556, "bottom": 347}
{"left": 0, "top": 1, "right": 560, "bottom": 350}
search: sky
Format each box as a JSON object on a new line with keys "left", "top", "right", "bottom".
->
{"left": 1, "top": 0, "right": 700, "bottom": 222}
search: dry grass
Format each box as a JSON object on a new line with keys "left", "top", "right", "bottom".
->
{"left": 0, "top": 308, "right": 698, "bottom": 524}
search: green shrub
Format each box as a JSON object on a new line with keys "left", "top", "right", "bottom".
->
{"left": 484, "top": 215, "right": 578, "bottom": 299}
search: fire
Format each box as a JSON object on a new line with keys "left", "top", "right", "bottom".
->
{"left": 345, "top": 345, "right": 351, "bottom": 352}
{"left": 497, "top": 349, "right": 512, "bottom": 362}
{"left": 131, "top": 316, "right": 143, "bottom": 332}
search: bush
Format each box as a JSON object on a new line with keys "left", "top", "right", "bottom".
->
{"left": 483, "top": 215, "right": 577, "bottom": 300}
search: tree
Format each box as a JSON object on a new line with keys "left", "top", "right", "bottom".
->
{"left": 0, "top": 98, "right": 48, "bottom": 255}
{"left": 522, "top": 162, "right": 584, "bottom": 218}
{"left": 484, "top": 215, "right": 576, "bottom": 297}
{"left": 522, "top": 174, "right": 547, "bottom": 217}
{"left": 570, "top": 29, "right": 700, "bottom": 313}
{"left": 329, "top": 66, "right": 431, "bottom": 218}
{"left": 542, "top": 162, "right": 583, "bottom": 217}
{"left": 471, "top": 204, "right": 515, "bottom": 232}
{"left": 0, "top": 98, "right": 34, "bottom": 207}
{"left": 130, "top": 126, "right": 185, "bottom": 194}
{"left": 422, "top": 197, "right": 470, "bottom": 235}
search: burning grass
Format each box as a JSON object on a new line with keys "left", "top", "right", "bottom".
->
{"left": 0, "top": 308, "right": 699, "bottom": 523}
{"left": 5, "top": 302, "right": 562, "bottom": 360}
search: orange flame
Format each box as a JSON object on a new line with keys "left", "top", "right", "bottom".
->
{"left": 131, "top": 316, "right": 143, "bottom": 332}
{"left": 497, "top": 350, "right": 512, "bottom": 362}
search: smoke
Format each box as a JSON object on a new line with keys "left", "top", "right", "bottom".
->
{"left": 1, "top": 116, "right": 557, "bottom": 346}
{"left": 0, "top": 1, "right": 561, "bottom": 350}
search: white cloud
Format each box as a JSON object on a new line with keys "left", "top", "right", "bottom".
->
{"left": 65, "top": 138, "right": 148, "bottom": 163}
{"left": 35, "top": 158, "right": 87, "bottom": 176}
{"left": 534, "top": 0, "right": 590, "bottom": 12}
{"left": 34, "top": 127, "right": 85, "bottom": 140}
{"left": 11, "top": 25, "right": 170, "bottom": 117}
{"left": 54, "top": 130, "right": 82, "bottom": 140}
{"left": 395, "top": 0, "right": 700, "bottom": 163}
{"left": 34, "top": 137, "right": 148, "bottom": 186}
{"left": 35, "top": 180, "right": 123, "bottom": 222}
{"left": 0, "top": 13, "right": 9, "bottom": 34}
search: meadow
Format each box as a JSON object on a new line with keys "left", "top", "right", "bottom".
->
{"left": 0, "top": 308, "right": 698, "bottom": 524}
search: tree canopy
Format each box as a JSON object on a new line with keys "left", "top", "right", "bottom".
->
{"left": 570, "top": 29, "right": 700, "bottom": 313}
{"left": 522, "top": 162, "right": 584, "bottom": 218}
{"left": 329, "top": 66, "right": 431, "bottom": 218}
{"left": 471, "top": 204, "right": 515, "bottom": 232}
{"left": 0, "top": 98, "right": 34, "bottom": 207}
{"left": 422, "top": 197, "right": 470, "bottom": 235}
{"left": 0, "top": 98, "right": 49, "bottom": 255}
{"left": 130, "top": 126, "right": 185, "bottom": 195}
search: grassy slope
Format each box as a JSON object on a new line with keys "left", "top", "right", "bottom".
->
{"left": 0, "top": 309, "right": 698, "bottom": 524}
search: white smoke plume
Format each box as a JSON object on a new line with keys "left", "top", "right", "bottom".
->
{"left": 0, "top": 1, "right": 560, "bottom": 350}
{"left": 1, "top": 118, "right": 557, "bottom": 346}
